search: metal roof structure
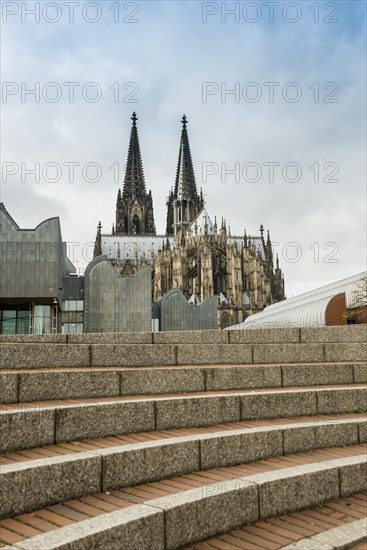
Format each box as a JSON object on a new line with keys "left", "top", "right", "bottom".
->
{"left": 227, "top": 272, "right": 366, "bottom": 329}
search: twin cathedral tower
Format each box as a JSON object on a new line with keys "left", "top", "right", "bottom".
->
{"left": 94, "top": 112, "right": 285, "bottom": 325}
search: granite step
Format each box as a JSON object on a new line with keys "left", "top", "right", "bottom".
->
{"left": 0, "top": 445, "right": 365, "bottom": 549}
{"left": 182, "top": 492, "right": 367, "bottom": 549}
{"left": 1, "top": 414, "right": 366, "bottom": 519}
{"left": 1, "top": 362, "right": 365, "bottom": 404}
{"left": 0, "top": 341, "right": 366, "bottom": 369}
{"left": 1, "top": 385, "right": 366, "bottom": 452}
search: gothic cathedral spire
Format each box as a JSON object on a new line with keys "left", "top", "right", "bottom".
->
{"left": 115, "top": 112, "right": 156, "bottom": 235}
{"left": 166, "top": 115, "right": 204, "bottom": 235}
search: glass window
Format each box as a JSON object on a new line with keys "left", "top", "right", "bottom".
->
{"left": 0, "top": 305, "right": 30, "bottom": 334}
{"left": 62, "top": 323, "right": 83, "bottom": 334}
{"left": 33, "top": 305, "right": 52, "bottom": 334}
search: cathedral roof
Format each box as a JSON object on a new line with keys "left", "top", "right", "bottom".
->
{"left": 174, "top": 115, "right": 199, "bottom": 202}
{"left": 191, "top": 209, "right": 215, "bottom": 235}
{"left": 122, "top": 112, "right": 147, "bottom": 199}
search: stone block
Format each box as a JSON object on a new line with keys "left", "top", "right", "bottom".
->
{"left": 241, "top": 390, "right": 316, "bottom": 420}
{"left": 69, "top": 332, "right": 153, "bottom": 344}
{"left": 257, "top": 465, "right": 339, "bottom": 518}
{"left": 176, "top": 344, "right": 252, "bottom": 365}
{"left": 18, "top": 371, "right": 120, "bottom": 402}
{"left": 229, "top": 328, "right": 300, "bottom": 344}
{"left": 281, "top": 540, "right": 332, "bottom": 550}
{"left": 354, "top": 363, "right": 367, "bottom": 383}
{"left": 358, "top": 421, "right": 367, "bottom": 443}
{"left": 0, "top": 453, "right": 101, "bottom": 518}
{"left": 55, "top": 400, "right": 155, "bottom": 443}
{"left": 283, "top": 422, "right": 358, "bottom": 454}
{"left": 324, "top": 343, "right": 367, "bottom": 362}
{"left": 153, "top": 330, "right": 228, "bottom": 344}
{"left": 282, "top": 363, "right": 354, "bottom": 387}
{"left": 156, "top": 395, "right": 240, "bottom": 430}
{"left": 0, "top": 334, "right": 67, "bottom": 343}
{"left": 311, "top": 518, "right": 367, "bottom": 549}
{"left": 11, "top": 505, "right": 164, "bottom": 550}
{"left": 0, "top": 408, "right": 55, "bottom": 452}
{"left": 301, "top": 325, "right": 367, "bottom": 343}
{"left": 102, "top": 439, "right": 200, "bottom": 491}
{"left": 316, "top": 388, "right": 367, "bottom": 415}
{"left": 91, "top": 344, "right": 176, "bottom": 367}
{"left": 339, "top": 457, "right": 367, "bottom": 497}
{"left": 0, "top": 373, "right": 18, "bottom": 404}
{"left": 206, "top": 365, "right": 281, "bottom": 391}
{"left": 253, "top": 344, "right": 324, "bottom": 364}
{"left": 200, "top": 429, "right": 283, "bottom": 469}
{"left": 120, "top": 367, "right": 205, "bottom": 395}
{"left": 152, "top": 478, "right": 258, "bottom": 549}
{"left": 0, "top": 344, "right": 90, "bottom": 370}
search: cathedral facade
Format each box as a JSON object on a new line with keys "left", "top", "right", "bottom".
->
{"left": 94, "top": 113, "right": 285, "bottom": 327}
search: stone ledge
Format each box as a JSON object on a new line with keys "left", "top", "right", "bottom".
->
{"left": 253, "top": 343, "right": 324, "bottom": 364}
{"left": 325, "top": 343, "right": 367, "bottom": 362}
{"left": 0, "top": 344, "right": 90, "bottom": 370}
{"left": 90, "top": 344, "right": 176, "bottom": 367}
{"left": 176, "top": 344, "right": 252, "bottom": 365}
{"left": 282, "top": 363, "right": 354, "bottom": 387}
{"left": 282, "top": 518, "right": 367, "bottom": 549}
{"left": 229, "top": 327, "right": 300, "bottom": 344}
{"left": 153, "top": 330, "right": 229, "bottom": 344}
{"left": 0, "top": 453, "right": 101, "bottom": 519}
{"left": 7, "top": 505, "right": 164, "bottom": 550}
{"left": 300, "top": 325, "right": 367, "bottom": 344}
{"left": 69, "top": 332, "right": 153, "bottom": 344}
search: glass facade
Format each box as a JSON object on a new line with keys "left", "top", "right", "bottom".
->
{"left": 0, "top": 305, "right": 31, "bottom": 334}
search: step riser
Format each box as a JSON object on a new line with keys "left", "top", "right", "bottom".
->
{"left": 4, "top": 457, "right": 366, "bottom": 550}
{"left": 1, "top": 363, "right": 366, "bottom": 404}
{"left": 1, "top": 421, "right": 365, "bottom": 519}
{"left": 0, "top": 325, "right": 366, "bottom": 345}
{"left": 1, "top": 388, "right": 366, "bottom": 452}
{"left": 1, "top": 342, "right": 366, "bottom": 369}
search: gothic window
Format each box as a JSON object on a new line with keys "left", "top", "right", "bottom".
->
{"left": 132, "top": 215, "right": 140, "bottom": 234}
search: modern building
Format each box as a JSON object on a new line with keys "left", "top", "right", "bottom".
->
{"left": 0, "top": 203, "right": 75, "bottom": 334}
{"left": 227, "top": 272, "right": 367, "bottom": 329}
{"left": 94, "top": 113, "right": 285, "bottom": 327}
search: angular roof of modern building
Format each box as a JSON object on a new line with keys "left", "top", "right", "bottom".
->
{"left": 227, "top": 272, "right": 366, "bottom": 329}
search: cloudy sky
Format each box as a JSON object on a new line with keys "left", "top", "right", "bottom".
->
{"left": 1, "top": 0, "right": 366, "bottom": 296}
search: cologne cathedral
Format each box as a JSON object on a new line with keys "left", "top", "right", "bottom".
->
{"left": 94, "top": 112, "right": 285, "bottom": 326}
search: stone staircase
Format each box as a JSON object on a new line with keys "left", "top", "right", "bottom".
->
{"left": 0, "top": 325, "right": 366, "bottom": 549}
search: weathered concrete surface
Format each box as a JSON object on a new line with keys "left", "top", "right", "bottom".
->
{"left": 55, "top": 400, "right": 155, "bottom": 442}
{"left": 255, "top": 465, "right": 340, "bottom": 518}
{"left": 0, "top": 344, "right": 90, "bottom": 369}
{"left": 0, "top": 372, "right": 17, "bottom": 403}
{"left": 152, "top": 479, "right": 258, "bottom": 550}
{"left": 325, "top": 343, "right": 367, "bottom": 362}
{"left": 155, "top": 395, "right": 240, "bottom": 430}
{"left": 205, "top": 365, "right": 281, "bottom": 391}
{"left": 0, "top": 408, "right": 55, "bottom": 452}
{"left": 91, "top": 344, "right": 176, "bottom": 367}
{"left": 176, "top": 344, "right": 252, "bottom": 365}
{"left": 253, "top": 343, "right": 324, "bottom": 364}
{"left": 153, "top": 330, "right": 228, "bottom": 344}
{"left": 18, "top": 371, "right": 120, "bottom": 402}
{"left": 282, "top": 423, "right": 359, "bottom": 454}
{"left": 316, "top": 388, "right": 367, "bottom": 415}
{"left": 229, "top": 328, "right": 300, "bottom": 344}
{"left": 301, "top": 325, "right": 367, "bottom": 343}
{"left": 101, "top": 439, "right": 200, "bottom": 491}
{"left": 69, "top": 332, "right": 153, "bottom": 344}
{"left": 354, "top": 363, "right": 367, "bottom": 383}
{"left": 0, "top": 454, "right": 101, "bottom": 518}
{"left": 339, "top": 458, "right": 367, "bottom": 497}
{"left": 9, "top": 505, "right": 164, "bottom": 550}
{"left": 241, "top": 390, "right": 317, "bottom": 420}
{"left": 200, "top": 429, "right": 283, "bottom": 469}
{"left": 120, "top": 367, "right": 205, "bottom": 395}
{"left": 282, "top": 363, "right": 354, "bottom": 387}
